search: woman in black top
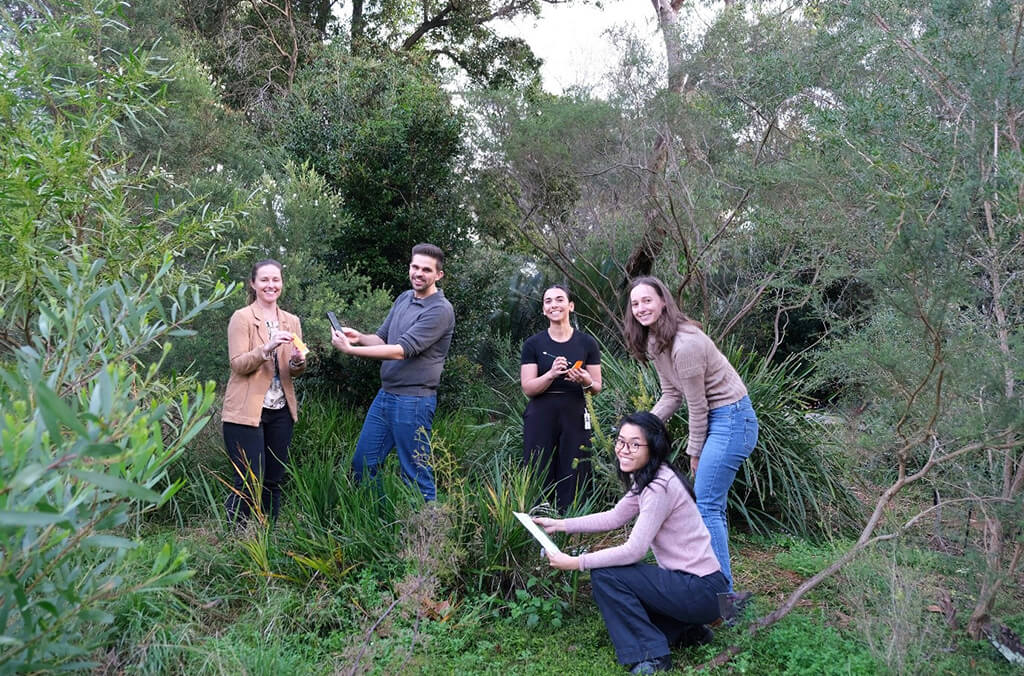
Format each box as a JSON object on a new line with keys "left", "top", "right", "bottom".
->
{"left": 520, "top": 285, "right": 602, "bottom": 511}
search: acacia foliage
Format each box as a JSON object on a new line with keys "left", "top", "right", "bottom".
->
{"left": 0, "top": 1, "right": 239, "bottom": 667}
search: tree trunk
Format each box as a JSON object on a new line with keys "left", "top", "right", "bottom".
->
{"left": 965, "top": 199, "right": 1023, "bottom": 637}
{"left": 351, "top": 0, "right": 365, "bottom": 53}
{"left": 624, "top": 0, "right": 688, "bottom": 280}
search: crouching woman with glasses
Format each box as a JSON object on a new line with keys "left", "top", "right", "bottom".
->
{"left": 533, "top": 411, "right": 727, "bottom": 674}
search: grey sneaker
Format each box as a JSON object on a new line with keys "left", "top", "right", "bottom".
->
{"left": 717, "top": 590, "right": 754, "bottom": 626}
{"left": 628, "top": 655, "right": 672, "bottom": 674}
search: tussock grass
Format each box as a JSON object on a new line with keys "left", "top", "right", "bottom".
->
{"left": 100, "top": 390, "right": 1021, "bottom": 675}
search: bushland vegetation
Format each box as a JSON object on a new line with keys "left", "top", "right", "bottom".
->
{"left": 1, "top": 0, "right": 1021, "bottom": 673}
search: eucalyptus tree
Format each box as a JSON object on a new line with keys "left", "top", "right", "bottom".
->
{"left": 473, "top": 4, "right": 850, "bottom": 360}
{"left": 678, "top": 0, "right": 1024, "bottom": 663}
{"left": 178, "top": 0, "right": 575, "bottom": 120}
{"left": 805, "top": 0, "right": 1024, "bottom": 642}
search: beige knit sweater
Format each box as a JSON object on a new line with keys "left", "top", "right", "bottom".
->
{"left": 649, "top": 326, "right": 747, "bottom": 457}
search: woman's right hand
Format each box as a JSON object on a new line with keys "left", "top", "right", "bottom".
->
{"left": 533, "top": 516, "right": 565, "bottom": 534}
{"left": 263, "top": 330, "right": 293, "bottom": 358}
{"left": 547, "top": 356, "right": 568, "bottom": 379}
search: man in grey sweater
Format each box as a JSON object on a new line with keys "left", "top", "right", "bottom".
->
{"left": 330, "top": 243, "right": 455, "bottom": 501}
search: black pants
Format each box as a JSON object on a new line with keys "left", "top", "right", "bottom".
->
{"left": 223, "top": 406, "right": 294, "bottom": 522}
{"left": 591, "top": 564, "right": 728, "bottom": 665}
{"left": 522, "top": 393, "right": 591, "bottom": 511}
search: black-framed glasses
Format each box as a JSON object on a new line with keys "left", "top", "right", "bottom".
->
{"left": 614, "top": 438, "right": 647, "bottom": 455}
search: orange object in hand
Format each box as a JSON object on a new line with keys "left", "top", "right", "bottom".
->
{"left": 292, "top": 333, "right": 309, "bottom": 358}
{"left": 572, "top": 360, "right": 583, "bottom": 370}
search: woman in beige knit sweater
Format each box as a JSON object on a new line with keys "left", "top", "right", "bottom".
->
{"left": 623, "top": 276, "right": 758, "bottom": 592}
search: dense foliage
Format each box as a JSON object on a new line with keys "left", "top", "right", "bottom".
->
{"left": 2, "top": 0, "right": 1022, "bottom": 671}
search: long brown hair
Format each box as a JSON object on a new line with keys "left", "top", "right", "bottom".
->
{"left": 246, "top": 259, "right": 283, "bottom": 304}
{"left": 623, "top": 276, "right": 701, "bottom": 362}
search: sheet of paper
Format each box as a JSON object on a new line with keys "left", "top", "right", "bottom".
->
{"left": 512, "top": 511, "right": 562, "bottom": 556}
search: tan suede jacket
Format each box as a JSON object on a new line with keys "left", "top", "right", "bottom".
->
{"left": 222, "top": 303, "right": 306, "bottom": 426}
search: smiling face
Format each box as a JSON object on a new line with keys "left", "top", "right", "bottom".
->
{"left": 251, "top": 263, "right": 283, "bottom": 306}
{"left": 614, "top": 422, "right": 651, "bottom": 473}
{"left": 629, "top": 283, "right": 666, "bottom": 327}
{"left": 409, "top": 253, "right": 443, "bottom": 298}
{"left": 542, "top": 287, "right": 573, "bottom": 324}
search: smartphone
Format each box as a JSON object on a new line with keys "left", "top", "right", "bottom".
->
{"left": 572, "top": 360, "right": 583, "bottom": 370}
{"left": 326, "top": 311, "right": 343, "bottom": 332}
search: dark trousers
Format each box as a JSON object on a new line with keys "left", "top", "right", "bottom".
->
{"left": 590, "top": 564, "right": 728, "bottom": 665}
{"left": 522, "top": 394, "right": 592, "bottom": 511}
{"left": 223, "top": 405, "right": 294, "bottom": 522}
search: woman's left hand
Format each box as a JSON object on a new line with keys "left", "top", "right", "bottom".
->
{"left": 545, "top": 550, "right": 579, "bottom": 571}
{"left": 564, "top": 367, "right": 591, "bottom": 387}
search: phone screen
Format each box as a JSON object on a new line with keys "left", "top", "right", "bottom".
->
{"left": 326, "top": 311, "right": 343, "bottom": 332}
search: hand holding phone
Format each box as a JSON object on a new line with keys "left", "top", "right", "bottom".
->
{"left": 326, "top": 311, "right": 343, "bottom": 333}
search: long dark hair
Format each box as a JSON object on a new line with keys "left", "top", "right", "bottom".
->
{"left": 246, "top": 259, "right": 283, "bottom": 304}
{"left": 622, "top": 276, "right": 701, "bottom": 363}
{"left": 616, "top": 411, "right": 695, "bottom": 499}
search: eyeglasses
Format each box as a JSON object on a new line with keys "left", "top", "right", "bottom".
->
{"left": 614, "top": 438, "right": 647, "bottom": 455}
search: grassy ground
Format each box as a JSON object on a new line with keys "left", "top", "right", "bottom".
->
{"left": 97, "top": 402, "right": 1022, "bottom": 675}
{"left": 99, "top": 521, "right": 1021, "bottom": 675}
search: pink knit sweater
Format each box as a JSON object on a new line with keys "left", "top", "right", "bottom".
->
{"left": 649, "top": 326, "right": 747, "bottom": 457}
{"left": 562, "top": 464, "right": 720, "bottom": 576}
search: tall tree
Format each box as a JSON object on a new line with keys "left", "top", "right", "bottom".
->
{"left": 277, "top": 48, "right": 470, "bottom": 293}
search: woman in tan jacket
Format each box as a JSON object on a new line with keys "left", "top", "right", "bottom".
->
{"left": 222, "top": 259, "right": 306, "bottom": 522}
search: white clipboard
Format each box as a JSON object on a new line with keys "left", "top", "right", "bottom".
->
{"left": 513, "top": 511, "right": 562, "bottom": 556}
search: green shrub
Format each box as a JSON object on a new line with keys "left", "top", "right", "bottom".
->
{"left": 753, "top": 613, "right": 880, "bottom": 675}
{"left": 0, "top": 3, "right": 243, "bottom": 667}
{"left": 585, "top": 346, "right": 861, "bottom": 539}
{"left": 0, "top": 260, "right": 228, "bottom": 672}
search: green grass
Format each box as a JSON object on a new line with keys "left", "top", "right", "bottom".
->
{"left": 97, "top": 392, "right": 1022, "bottom": 675}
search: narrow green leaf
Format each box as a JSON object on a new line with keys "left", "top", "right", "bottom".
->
{"left": 0, "top": 510, "right": 66, "bottom": 527}
{"left": 78, "top": 609, "right": 114, "bottom": 624}
{"left": 9, "top": 464, "right": 47, "bottom": 491}
{"left": 67, "top": 470, "right": 161, "bottom": 502}
{"left": 81, "top": 443, "right": 123, "bottom": 458}
{"left": 34, "top": 383, "right": 87, "bottom": 437}
{"left": 82, "top": 535, "right": 137, "bottom": 549}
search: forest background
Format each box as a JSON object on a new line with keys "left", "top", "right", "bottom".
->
{"left": 1, "top": 0, "right": 1022, "bottom": 673}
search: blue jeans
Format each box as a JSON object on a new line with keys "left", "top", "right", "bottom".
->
{"left": 351, "top": 390, "right": 437, "bottom": 501}
{"left": 694, "top": 395, "right": 758, "bottom": 590}
{"left": 590, "top": 564, "right": 727, "bottom": 665}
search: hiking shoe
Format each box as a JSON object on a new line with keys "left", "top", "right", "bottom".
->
{"left": 676, "top": 624, "right": 714, "bottom": 647}
{"left": 628, "top": 655, "right": 672, "bottom": 674}
{"left": 718, "top": 590, "right": 754, "bottom": 626}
